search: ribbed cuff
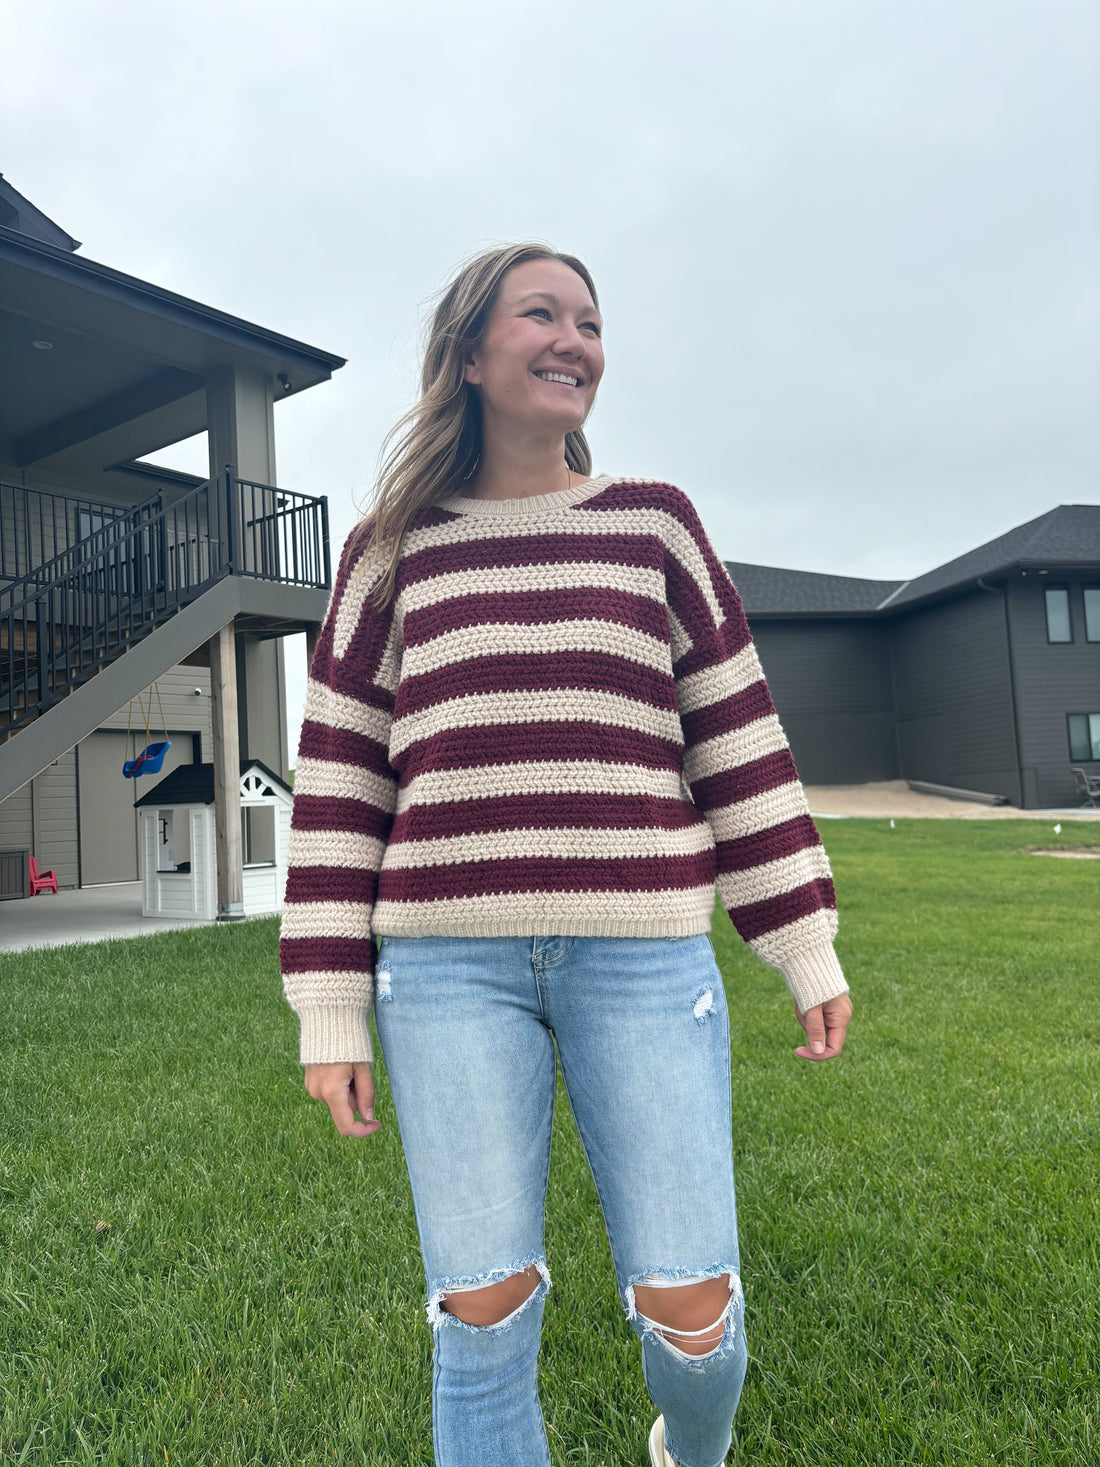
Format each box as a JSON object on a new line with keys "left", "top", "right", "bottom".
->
{"left": 298, "top": 1005, "right": 374, "bottom": 1066}
{"left": 779, "top": 942, "right": 850, "bottom": 1014}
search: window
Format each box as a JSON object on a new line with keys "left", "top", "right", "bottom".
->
{"left": 1085, "top": 587, "right": 1100, "bottom": 643}
{"left": 1044, "top": 586, "right": 1071, "bottom": 642}
{"left": 1068, "top": 713, "right": 1100, "bottom": 763}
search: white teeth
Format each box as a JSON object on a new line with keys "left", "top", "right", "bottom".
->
{"left": 536, "top": 371, "right": 580, "bottom": 386}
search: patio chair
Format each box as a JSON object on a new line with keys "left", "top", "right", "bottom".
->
{"left": 1070, "top": 767, "right": 1100, "bottom": 809}
{"left": 29, "top": 855, "right": 58, "bottom": 895}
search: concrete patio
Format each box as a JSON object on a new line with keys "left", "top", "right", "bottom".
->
{"left": 0, "top": 882, "right": 218, "bottom": 954}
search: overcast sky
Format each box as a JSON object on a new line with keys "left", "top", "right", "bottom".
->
{"left": 4, "top": 0, "right": 1097, "bottom": 753}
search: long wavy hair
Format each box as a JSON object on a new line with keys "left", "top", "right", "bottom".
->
{"left": 353, "top": 242, "right": 599, "bottom": 608}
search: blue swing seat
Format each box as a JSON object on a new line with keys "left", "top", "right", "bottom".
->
{"left": 123, "top": 740, "right": 172, "bottom": 778}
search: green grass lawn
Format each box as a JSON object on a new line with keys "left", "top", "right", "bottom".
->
{"left": 1, "top": 819, "right": 1098, "bottom": 1466}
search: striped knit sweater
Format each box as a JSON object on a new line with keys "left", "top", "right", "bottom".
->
{"left": 280, "top": 474, "right": 848, "bottom": 1065}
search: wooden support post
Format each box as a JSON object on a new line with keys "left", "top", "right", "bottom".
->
{"left": 209, "top": 621, "right": 244, "bottom": 922}
{"left": 304, "top": 621, "right": 320, "bottom": 674}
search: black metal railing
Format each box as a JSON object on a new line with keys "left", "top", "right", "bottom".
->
{"left": 0, "top": 481, "right": 133, "bottom": 583}
{"left": 1, "top": 468, "right": 330, "bottom": 739}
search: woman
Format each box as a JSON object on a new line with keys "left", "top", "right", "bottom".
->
{"left": 280, "top": 243, "right": 852, "bottom": 1467}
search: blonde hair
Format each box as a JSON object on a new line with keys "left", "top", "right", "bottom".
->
{"left": 354, "top": 242, "right": 599, "bottom": 608}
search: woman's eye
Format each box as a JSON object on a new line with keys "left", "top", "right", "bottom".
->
{"left": 581, "top": 321, "right": 602, "bottom": 337}
{"left": 527, "top": 307, "right": 552, "bottom": 320}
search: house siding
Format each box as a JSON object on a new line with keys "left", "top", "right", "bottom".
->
{"left": 749, "top": 619, "right": 897, "bottom": 784}
{"left": 1006, "top": 575, "right": 1100, "bottom": 807}
{"left": 889, "top": 589, "right": 1021, "bottom": 803}
{"left": 0, "top": 753, "right": 80, "bottom": 888}
{"left": 97, "top": 666, "right": 212, "bottom": 756}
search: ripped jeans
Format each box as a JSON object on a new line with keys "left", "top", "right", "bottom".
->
{"left": 374, "top": 933, "right": 748, "bottom": 1467}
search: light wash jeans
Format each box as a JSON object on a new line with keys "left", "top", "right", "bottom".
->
{"left": 374, "top": 933, "right": 748, "bottom": 1467}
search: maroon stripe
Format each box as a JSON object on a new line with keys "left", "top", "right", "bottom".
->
{"left": 404, "top": 586, "right": 670, "bottom": 646}
{"left": 394, "top": 720, "right": 682, "bottom": 781}
{"left": 389, "top": 792, "right": 702, "bottom": 841}
{"left": 725, "top": 878, "right": 837, "bottom": 942}
{"left": 284, "top": 867, "right": 379, "bottom": 904}
{"left": 396, "top": 652, "right": 679, "bottom": 716}
{"left": 377, "top": 850, "right": 717, "bottom": 902}
{"left": 573, "top": 480, "right": 684, "bottom": 517}
{"left": 297, "top": 720, "right": 392, "bottom": 775}
{"left": 690, "top": 750, "right": 798, "bottom": 812}
{"left": 716, "top": 815, "right": 821, "bottom": 874}
{"left": 680, "top": 680, "right": 774, "bottom": 746}
{"left": 398, "top": 531, "right": 662, "bottom": 589}
{"left": 292, "top": 797, "right": 394, "bottom": 837}
{"left": 280, "top": 935, "right": 376, "bottom": 972}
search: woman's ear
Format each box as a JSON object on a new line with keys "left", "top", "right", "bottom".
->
{"left": 462, "top": 352, "right": 481, "bottom": 387}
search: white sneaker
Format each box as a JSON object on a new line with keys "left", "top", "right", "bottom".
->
{"left": 648, "top": 1415, "right": 678, "bottom": 1467}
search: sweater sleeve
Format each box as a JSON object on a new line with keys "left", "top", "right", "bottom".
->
{"left": 279, "top": 533, "right": 400, "bottom": 1065}
{"left": 664, "top": 493, "right": 849, "bottom": 1013}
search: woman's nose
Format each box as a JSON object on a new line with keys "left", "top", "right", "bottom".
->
{"left": 553, "top": 321, "right": 587, "bottom": 357}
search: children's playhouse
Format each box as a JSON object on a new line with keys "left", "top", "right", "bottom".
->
{"left": 133, "top": 761, "right": 293, "bottom": 920}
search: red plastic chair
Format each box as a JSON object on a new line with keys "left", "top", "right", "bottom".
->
{"left": 29, "top": 855, "right": 58, "bottom": 895}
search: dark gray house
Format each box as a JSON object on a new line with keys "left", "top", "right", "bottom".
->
{"left": 0, "top": 176, "right": 340, "bottom": 903}
{"left": 729, "top": 505, "right": 1100, "bottom": 808}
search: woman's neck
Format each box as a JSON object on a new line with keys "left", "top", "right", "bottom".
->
{"left": 467, "top": 437, "right": 581, "bottom": 502}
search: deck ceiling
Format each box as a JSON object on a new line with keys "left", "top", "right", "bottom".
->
{"left": 0, "top": 229, "right": 344, "bottom": 482}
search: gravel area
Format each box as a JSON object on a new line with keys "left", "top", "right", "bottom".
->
{"left": 804, "top": 779, "right": 1100, "bottom": 822}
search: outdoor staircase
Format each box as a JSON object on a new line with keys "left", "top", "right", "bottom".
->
{"left": 0, "top": 470, "right": 330, "bottom": 803}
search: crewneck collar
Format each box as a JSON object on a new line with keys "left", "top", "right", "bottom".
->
{"left": 438, "top": 473, "right": 616, "bottom": 517}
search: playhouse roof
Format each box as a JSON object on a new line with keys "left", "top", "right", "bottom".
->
{"left": 134, "top": 760, "right": 292, "bottom": 807}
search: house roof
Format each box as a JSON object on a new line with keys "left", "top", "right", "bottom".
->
{"left": 134, "top": 759, "right": 292, "bottom": 807}
{"left": 0, "top": 174, "right": 80, "bottom": 251}
{"left": 879, "top": 504, "right": 1100, "bottom": 609}
{"left": 725, "top": 561, "right": 903, "bottom": 616}
{"left": 0, "top": 176, "right": 346, "bottom": 480}
{"left": 731, "top": 504, "right": 1100, "bottom": 618}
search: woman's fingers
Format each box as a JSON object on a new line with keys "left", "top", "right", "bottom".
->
{"left": 304, "top": 1061, "right": 380, "bottom": 1137}
{"left": 794, "top": 993, "right": 853, "bottom": 1061}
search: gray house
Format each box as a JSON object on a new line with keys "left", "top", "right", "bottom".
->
{"left": 0, "top": 176, "right": 340, "bottom": 904}
{"left": 730, "top": 505, "right": 1100, "bottom": 808}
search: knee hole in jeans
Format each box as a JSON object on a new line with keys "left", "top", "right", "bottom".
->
{"left": 437, "top": 1264, "right": 544, "bottom": 1329}
{"left": 630, "top": 1271, "right": 741, "bottom": 1359}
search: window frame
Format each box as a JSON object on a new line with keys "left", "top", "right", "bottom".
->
{"left": 1043, "top": 584, "right": 1073, "bottom": 644}
{"left": 1084, "top": 586, "right": 1100, "bottom": 643}
{"left": 1067, "top": 712, "right": 1100, "bottom": 764}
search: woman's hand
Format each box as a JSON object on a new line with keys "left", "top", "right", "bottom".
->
{"left": 304, "top": 1061, "right": 381, "bottom": 1137}
{"left": 794, "top": 993, "right": 852, "bottom": 1061}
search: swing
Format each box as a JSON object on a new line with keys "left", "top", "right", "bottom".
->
{"left": 122, "top": 683, "right": 172, "bottom": 778}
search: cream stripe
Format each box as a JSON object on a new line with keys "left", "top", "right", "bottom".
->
{"left": 280, "top": 900, "right": 374, "bottom": 940}
{"left": 402, "top": 508, "right": 725, "bottom": 625}
{"left": 683, "top": 714, "right": 788, "bottom": 783}
{"left": 382, "top": 822, "right": 715, "bottom": 869}
{"left": 404, "top": 619, "right": 672, "bottom": 679}
{"left": 288, "top": 829, "right": 387, "bottom": 869}
{"left": 389, "top": 689, "right": 683, "bottom": 760}
{"left": 294, "top": 756, "right": 398, "bottom": 811}
{"left": 706, "top": 780, "right": 809, "bottom": 842}
{"left": 396, "top": 760, "right": 684, "bottom": 813}
{"left": 749, "top": 909, "right": 839, "bottom": 965}
{"left": 676, "top": 646, "right": 764, "bottom": 714}
{"left": 717, "top": 844, "right": 832, "bottom": 907}
{"left": 282, "top": 971, "right": 374, "bottom": 1000}
{"left": 400, "top": 560, "right": 668, "bottom": 614}
{"left": 331, "top": 544, "right": 388, "bottom": 659}
{"left": 372, "top": 885, "right": 713, "bottom": 930}
{"left": 667, "top": 607, "right": 693, "bottom": 663}
{"left": 304, "top": 679, "right": 392, "bottom": 743}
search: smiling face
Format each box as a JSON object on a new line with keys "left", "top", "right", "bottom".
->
{"left": 463, "top": 258, "right": 604, "bottom": 443}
